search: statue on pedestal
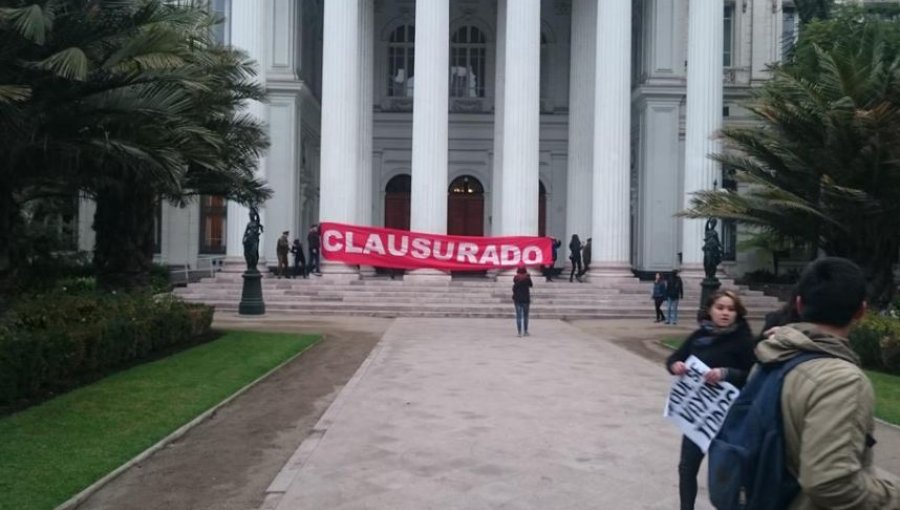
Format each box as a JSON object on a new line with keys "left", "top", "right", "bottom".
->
{"left": 702, "top": 218, "right": 723, "bottom": 280}
{"left": 242, "top": 207, "right": 263, "bottom": 272}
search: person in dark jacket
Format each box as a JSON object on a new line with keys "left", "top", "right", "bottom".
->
{"left": 652, "top": 272, "right": 667, "bottom": 323}
{"left": 665, "top": 270, "right": 684, "bottom": 325}
{"left": 665, "top": 289, "right": 756, "bottom": 510}
{"left": 291, "top": 238, "right": 307, "bottom": 279}
{"left": 545, "top": 237, "right": 562, "bottom": 281}
{"left": 568, "top": 234, "right": 583, "bottom": 283}
{"left": 307, "top": 224, "right": 321, "bottom": 275}
{"left": 512, "top": 266, "right": 533, "bottom": 337}
{"left": 577, "top": 238, "right": 592, "bottom": 279}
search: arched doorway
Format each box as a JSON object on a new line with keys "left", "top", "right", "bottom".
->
{"left": 448, "top": 175, "right": 484, "bottom": 236}
{"left": 384, "top": 174, "right": 411, "bottom": 230}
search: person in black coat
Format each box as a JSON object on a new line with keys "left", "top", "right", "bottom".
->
{"left": 664, "top": 289, "right": 756, "bottom": 510}
{"left": 512, "top": 266, "right": 533, "bottom": 337}
{"left": 291, "top": 238, "right": 307, "bottom": 279}
{"left": 568, "top": 234, "right": 582, "bottom": 283}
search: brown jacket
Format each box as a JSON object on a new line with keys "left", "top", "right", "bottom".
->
{"left": 756, "top": 324, "right": 899, "bottom": 510}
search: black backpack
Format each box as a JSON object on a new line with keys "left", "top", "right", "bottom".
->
{"left": 707, "top": 352, "right": 830, "bottom": 510}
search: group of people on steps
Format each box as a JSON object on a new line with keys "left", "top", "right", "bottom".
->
{"left": 274, "top": 225, "right": 321, "bottom": 279}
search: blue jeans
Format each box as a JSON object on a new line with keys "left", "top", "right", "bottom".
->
{"left": 667, "top": 298, "right": 680, "bottom": 324}
{"left": 515, "top": 302, "right": 530, "bottom": 334}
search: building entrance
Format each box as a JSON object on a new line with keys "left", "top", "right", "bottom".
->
{"left": 447, "top": 175, "right": 484, "bottom": 237}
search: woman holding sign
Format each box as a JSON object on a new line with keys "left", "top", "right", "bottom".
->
{"left": 664, "top": 290, "right": 755, "bottom": 510}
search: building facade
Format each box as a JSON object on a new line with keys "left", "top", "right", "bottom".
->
{"left": 78, "top": 0, "right": 804, "bottom": 277}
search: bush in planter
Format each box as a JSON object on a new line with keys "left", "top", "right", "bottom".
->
{"left": 0, "top": 292, "right": 214, "bottom": 407}
{"left": 849, "top": 314, "right": 900, "bottom": 374}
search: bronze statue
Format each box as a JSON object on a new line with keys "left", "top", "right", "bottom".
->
{"left": 242, "top": 207, "right": 264, "bottom": 271}
{"left": 702, "top": 218, "right": 723, "bottom": 280}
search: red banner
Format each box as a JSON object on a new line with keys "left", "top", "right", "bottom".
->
{"left": 320, "top": 222, "right": 552, "bottom": 271}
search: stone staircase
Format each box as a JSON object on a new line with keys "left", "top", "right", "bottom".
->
{"left": 174, "top": 272, "right": 782, "bottom": 320}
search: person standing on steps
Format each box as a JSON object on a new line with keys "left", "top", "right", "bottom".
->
{"left": 307, "top": 224, "right": 321, "bottom": 275}
{"left": 665, "top": 270, "right": 684, "bottom": 325}
{"left": 568, "top": 234, "right": 583, "bottom": 283}
{"left": 545, "top": 237, "right": 562, "bottom": 281}
{"left": 291, "top": 238, "right": 307, "bottom": 279}
{"left": 652, "top": 272, "right": 667, "bottom": 323}
{"left": 577, "top": 238, "right": 592, "bottom": 281}
{"left": 512, "top": 265, "right": 533, "bottom": 337}
{"left": 276, "top": 231, "right": 290, "bottom": 279}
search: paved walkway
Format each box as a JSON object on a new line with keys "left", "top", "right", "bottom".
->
{"left": 261, "top": 318, "right": 709, "bottom": 509}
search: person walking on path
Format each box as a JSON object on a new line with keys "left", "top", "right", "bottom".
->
{"left": 276, "top": 231, "right": 290, "bottom": 278}
{"left": 754, "top": 258, "right": 900, "bottom": 509}
{"left": 512, "top": 266, "right": 533, "bottom": 337}
{"left": 291, "top": 238, "right": 307, "bottom": 279}
{"left": 665, "top": 289, "right": 756, "bottom": 510}
{"left": 568, "top": 234, "right": 583, "bottom": 283}
{"left": 652, "top": 273, "right": 668, "bottom": 323}
{"left": 665, "top": 270, "right": 684, "bottom": 325}
{"left": 307, "top": 225, "right": 321, "bottom": 275}
{"left": 577, "top": 238, "right": 592, "bottom": 279}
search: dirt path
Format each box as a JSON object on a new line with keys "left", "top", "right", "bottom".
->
{"left": 74, "top": 316, "right": 392, "bottom": 510}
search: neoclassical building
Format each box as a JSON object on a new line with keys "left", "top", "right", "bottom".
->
{"left": 78, "top": 0, "right": 804, "bottom": 276}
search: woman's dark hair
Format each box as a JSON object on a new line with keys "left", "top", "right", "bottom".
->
{"left": 702, "top": 289, "right": 747, "bottom": 320}
{"left": 571, "top": 234, "right": 580, "bottom": 243}
{"left": 516, "top": 266, "right": 527, "bottom": 274}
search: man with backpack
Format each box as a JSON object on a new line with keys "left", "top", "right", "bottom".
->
{"left": 709, "top": 257, "right": 898, "bottom": 509}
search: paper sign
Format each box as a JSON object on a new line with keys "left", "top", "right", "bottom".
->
{"left": 664, "top": 355, "right": 740, "bottom": 452}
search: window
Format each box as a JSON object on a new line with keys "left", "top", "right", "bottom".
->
{"left": 723, "top": 4, "right": 734, "bottom": 67}
{"left": 210, "top": 0, "right": 230, "bottom": 44}
{"left": 199, "top": 196, "right": 227, "bottom": 254}
{"left": 722, "top": 168, "right": 738, "bottom": 261}
{"left": 450, "top": 26, "right": 486, "bottom": 98}
{"left": 782, "top": 5, "right": 799, "bottom": 59}
{"left": 388, "top": 24, "right": 415, "bottom": 97}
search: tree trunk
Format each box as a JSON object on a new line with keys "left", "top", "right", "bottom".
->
{"left": 853, "top": 241, "right": 898, "bottom": 311}
{"left": 93, "top": 184, "right": 156, "bottom": 291}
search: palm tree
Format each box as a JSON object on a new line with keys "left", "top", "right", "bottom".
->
{"left": 682, "top": 13, "right": 900, "bottom": 309}
{"left": 0, "top": 0, "right": 270, "bottom": 289}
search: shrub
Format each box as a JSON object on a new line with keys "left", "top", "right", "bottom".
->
{"left": 0, "top": 292, "right": 214, "bottom": 407}
{"left": 849, "top": 314, "right": 900, "bottom": 375}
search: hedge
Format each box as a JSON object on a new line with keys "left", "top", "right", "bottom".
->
{"left": 0, "top": 293, "right": 213, "bottom": 407}
{"left": 850, "top": 313, "right": 900, "bottom": 375}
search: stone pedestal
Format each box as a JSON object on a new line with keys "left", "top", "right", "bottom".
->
{"left": 698, "top": 277, "right": 722, "bottom": 321}
{"left": 239, "top": 270, "right": 266, "bottom": 315}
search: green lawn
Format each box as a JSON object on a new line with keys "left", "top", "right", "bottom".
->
{"left": 658, "top": 337, "right": 900, "bottom": 426}
{"left": 0, "top": 330, "right": 319, "bottom": 510}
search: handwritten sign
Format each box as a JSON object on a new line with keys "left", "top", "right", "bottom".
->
{"left": 664, "top": 355, "right": 740, "bottom": 452}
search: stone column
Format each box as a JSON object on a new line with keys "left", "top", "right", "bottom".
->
{"left": 225, "top": 0, "right": 268, "bottom": 272}
{"left": 357, "top": 0, "right": 374, "bottom": 226}
{"left": 410, "top": 0, "right": 449, "bottom": 235}
{"left": 408, "top": 0, "right": 449, "bottom": 280}
{"left": 682, "top": 0, "right": 724, "bottom": 272}
{"left": 499, "top": 0, "right": 541, "bottom": 241}
{"left": 318, "top": 0, "right": 360, "bottom": 276}
{"left": 590, "top": 0, "right": 632, "bottom": 278}
{"left": 491, "top": 0, "right": 506, "bottom": 237}
{"left": 565, "top": 0, "right": 596, "bottom": 263}
{"left": 357, "top": 0, "right": 375, "bottom": 277}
